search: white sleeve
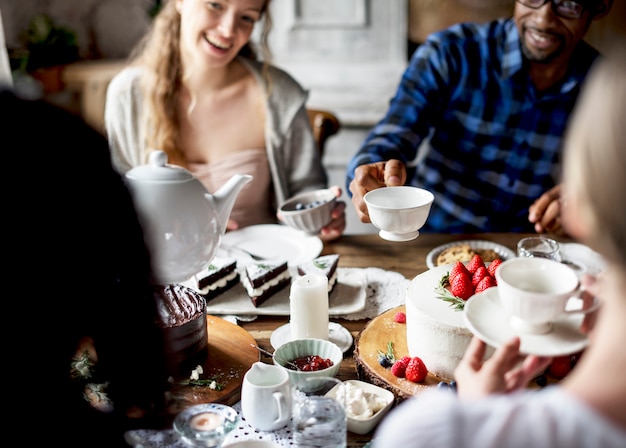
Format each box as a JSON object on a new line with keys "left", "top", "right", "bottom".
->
{"left": 104, "top": 66, "right": 145, "bottom": 173}
{"left": 0, "top": 8, "right": 13, "bottom": 88}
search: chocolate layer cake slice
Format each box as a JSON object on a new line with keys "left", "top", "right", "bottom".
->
{"left": 297, "top": 254, "right": 340, "bottom": 293}
{"left": 194, "top": 257, "right": 240, "bottom": 302}
{"left": 243, "top": 260, "right": 291, "bottom": 307}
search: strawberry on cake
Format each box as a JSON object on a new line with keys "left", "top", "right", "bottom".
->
{"left": 242, "top": 260, "right": 291, "bottom": 307}
{"left": 406, "top": 254, "right": 499, "bottom": 381}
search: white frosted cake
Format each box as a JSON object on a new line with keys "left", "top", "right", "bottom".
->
{"left": 406, "top": 265, "right": 493, "bottom": 381}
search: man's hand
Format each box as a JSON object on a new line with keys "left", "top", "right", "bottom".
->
{"left": 528, "top": 185, "right": 565, "bottom": 235}
{"left": 349, "top": 159, "right": 407, "bottom": 223}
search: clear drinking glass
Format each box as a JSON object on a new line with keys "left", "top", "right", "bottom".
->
{"left": 517, "top": 236, "right": 562, "bottom": 262}
{"left": 291, "top": 377, "right": 347, "bottom": 448}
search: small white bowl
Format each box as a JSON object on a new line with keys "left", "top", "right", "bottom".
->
{"left": 272, "top": 338, "right": 342, "bottom": 385}
{"left": 363, "top": 186, "right": 434, "bottom": 242}
{"left": 326, "top": 380, "right": 394, "bottom": 435}
{"left": 279, "top": 189, "right": 337, "bottom": 234}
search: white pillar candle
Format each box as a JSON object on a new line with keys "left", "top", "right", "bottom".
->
{"left": 290, "top": 273, "right": 329, "bottom": 340}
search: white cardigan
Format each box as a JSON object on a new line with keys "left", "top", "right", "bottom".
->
{"left": 104, "top": 57, "right": 327, "bottom": 206}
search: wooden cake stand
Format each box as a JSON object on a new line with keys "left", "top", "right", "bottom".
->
{"left": 166, "top": 315, "right": 259, "bottom": 414}
{"left": 354, "top": 306, "right": 445, "bottom": 403}
{"left": 355, "top": 305, "right": 562, "bottom": 404}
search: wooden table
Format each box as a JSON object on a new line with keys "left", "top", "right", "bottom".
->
{"left": 239, "top": 232, "right": 549, "bottom": 447}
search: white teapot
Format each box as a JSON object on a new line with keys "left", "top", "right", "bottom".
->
{"left": 125, "top": 150, "right": 252, "bottom": 284}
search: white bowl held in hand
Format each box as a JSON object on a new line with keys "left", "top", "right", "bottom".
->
{"left": 279, "top": 188, "right": 337, "bottom": 234}
{"left": 364, "top": 186, "right": 434, "bottom": 241}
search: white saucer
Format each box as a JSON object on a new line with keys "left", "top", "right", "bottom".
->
{"left": 270, "top": 322, "right": 353, "bottom": 353}
{"left": 464, "top": 287, "right": 589, "bottom": 357}
{"left": 560, "top": 243, "right": 606, "bottom": 277}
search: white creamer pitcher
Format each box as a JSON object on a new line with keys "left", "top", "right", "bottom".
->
{"left": 241, "top": 362, "right": 292, "bottom": 431}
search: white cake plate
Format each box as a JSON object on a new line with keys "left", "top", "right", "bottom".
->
{"left": 270, "top": 322, "right": 353, "bottom": 353}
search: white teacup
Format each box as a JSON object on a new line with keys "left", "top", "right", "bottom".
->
{"left": 241, "top": 362, "right": 292, "bottom": 432}
{"left": 495, "top": 257, "right": 599, "bottom": 334}
{"left": 363, "top": 186, "right": 434, "bottom": 242}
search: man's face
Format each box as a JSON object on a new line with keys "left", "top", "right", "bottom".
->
{"left": 514, "top": 1, "right": 597, "bottom": 64}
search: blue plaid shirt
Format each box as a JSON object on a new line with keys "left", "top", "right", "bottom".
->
{"left": 346, "top": 18, "right": 600, "bottom": 233}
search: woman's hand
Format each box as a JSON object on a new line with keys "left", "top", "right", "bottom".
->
{"left": 319, "top": 185, "right": 346, "bottom": 242}
{"left": 579, "top": 273, "right": 602, "bottom": 336}
{"left": 454, "top": 336, "right": 552, "bottom": 399}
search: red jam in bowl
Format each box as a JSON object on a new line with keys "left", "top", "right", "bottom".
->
{"left": 288, "top": 355, "right": 334, "bottom": 371}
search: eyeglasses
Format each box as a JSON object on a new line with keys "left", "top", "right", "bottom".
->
{"left": 516, "top": 0, "right": 596, "bottom": 19}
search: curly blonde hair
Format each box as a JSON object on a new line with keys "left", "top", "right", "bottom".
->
{"left": 562, "top": 41, "right": 626, "bottom": 270}
{"left": 128, "top": 0, "right": 273, "bottom": 167}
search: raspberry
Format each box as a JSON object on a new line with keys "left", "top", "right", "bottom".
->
{"left": 394, "top": 312, "right": 406, "bottom": 323}
{"left": 405, "top": 356, "right": 428, "bottom": 383}
{"left": 390, "top": 356, "right": 411, "bottom": 378}
{"left": 548, "top": 356, "right": 572, "bottom": 379}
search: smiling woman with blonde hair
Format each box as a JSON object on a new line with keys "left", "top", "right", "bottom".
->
{"left": 105, "top": 0, "right": 346, "bottom": 240}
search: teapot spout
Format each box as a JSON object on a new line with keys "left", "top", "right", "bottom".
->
{"left": 212, "top": 174, "right": 253, "bottom": 233}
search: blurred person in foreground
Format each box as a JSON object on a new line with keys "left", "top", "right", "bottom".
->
{"left": 105, "top": 0, "right": 345, "bottom": 241}
{"left": 372, "top": 42, "right": 626, "bottom": 448}
{"left": 2, "top": 88, "right": 170, "bottom": 447}
{"left": 346, "top": 0, "right": 613, "bottom": 235}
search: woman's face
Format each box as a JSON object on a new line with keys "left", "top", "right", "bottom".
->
{"left": 177, "top": 0, "right": 266, "bottom": 67}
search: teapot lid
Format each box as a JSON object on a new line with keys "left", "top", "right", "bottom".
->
{"left": 126, "top": 150, "right": 193, "bottom": 182}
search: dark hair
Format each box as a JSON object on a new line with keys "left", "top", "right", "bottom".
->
{"left": 3, "top": 88, "right": 169, "bottom": 446}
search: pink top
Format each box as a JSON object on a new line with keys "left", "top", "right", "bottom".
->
{"left": 188, "top": 149, "right": 276, "bottom": 229}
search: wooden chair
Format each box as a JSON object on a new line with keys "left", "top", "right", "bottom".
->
{"left": 307, "top": 108, "right": 341, "bottom": 156}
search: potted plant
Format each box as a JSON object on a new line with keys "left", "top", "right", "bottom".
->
{"left": 16, "top": 13, "right": 80, "bottom": 93}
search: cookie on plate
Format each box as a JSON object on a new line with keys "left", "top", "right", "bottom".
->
{"left": 476, "top": 249, "right": 500, "bottom": 262}
{"left": 435, "top": 243, "right": 476, "bottom": 266}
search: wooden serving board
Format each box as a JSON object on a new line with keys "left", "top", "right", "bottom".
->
{"left": 354, "top": 306, "right": 445, "bottom": 403}
{"left": 355, "top": 306, "right": 562, "bottom": 404}
{"left": 166, "top": 315, "right": 259, "bottom": 414}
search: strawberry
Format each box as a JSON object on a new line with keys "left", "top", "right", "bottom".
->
{"left": 391, "top": 356, "right": 411, "bottom": 378}
{"left": 487, "top": 258, "right": 503, "bottom": 278}
{"left": 393, "top": 312, "right": 406, "bottom": 323}
{"left": 449, "top": 261, "right": 471, "bottom": 282}
{"left": 467, "top": 254, "right": 485, "bottom": 274}
{"left": 450, "top": 271, "right": 474, "bottom": 300}
{"left": 405, "top": 356, "right": 428, "bottom": 383}
{"left": 548, "top": 356, "right": 572, "bottom": 379}
{"left": 472, "top": 266, "right": 490, "bottom": 286}
{"left": 475, "top": 275, "right": 497, "bottom": 294}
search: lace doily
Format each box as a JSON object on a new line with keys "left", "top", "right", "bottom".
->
{"left": 126, "top": 268, "right": 408, "bottom": 447}
{"left": 127, "top": 401, "right": 375, "bottom": 448}
{"left": 335, "top": 267, "right": 409, "bottom": 320}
